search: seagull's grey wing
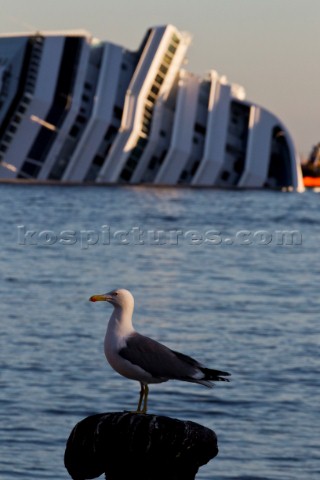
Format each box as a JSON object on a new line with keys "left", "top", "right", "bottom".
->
{"left": 118, "top": 332, "right": 200, "bottom": 381}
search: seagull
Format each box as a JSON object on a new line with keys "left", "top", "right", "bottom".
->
{"left": 89, "top": 288, "right": 230, "bottom": 413}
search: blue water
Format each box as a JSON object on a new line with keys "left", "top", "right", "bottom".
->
{"left": 0, "top": 184, "right": 319, "bottom": 480}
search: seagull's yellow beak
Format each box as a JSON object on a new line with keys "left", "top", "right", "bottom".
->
{"left": 89, "top": 294, "right": 110, "bottom": 302}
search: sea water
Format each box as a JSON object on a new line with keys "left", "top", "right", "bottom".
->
{"left": 0, "top": 184, "right": 319, "bottom": 480}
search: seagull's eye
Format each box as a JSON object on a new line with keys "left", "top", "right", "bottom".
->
{"left": 113, "top": 292, "right": 118, "bottom": 297}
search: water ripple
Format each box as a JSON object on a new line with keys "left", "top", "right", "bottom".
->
{"left": 0, "top": 186, "right": 319, "bottom": 480}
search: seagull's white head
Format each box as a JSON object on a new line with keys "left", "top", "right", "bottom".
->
{"left": 89, "top": 288, "right": 134, "bottom": 310}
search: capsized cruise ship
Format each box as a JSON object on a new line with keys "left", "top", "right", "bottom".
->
{"left": 0, "top": 25, "right": 304, "bottom": 190}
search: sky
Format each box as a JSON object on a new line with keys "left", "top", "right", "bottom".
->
{"left": 0, "top": 0, "right": 319, "bottom": 157}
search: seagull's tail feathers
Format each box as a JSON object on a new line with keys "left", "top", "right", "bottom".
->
{"left": 171, "top": 349, "right": 231, "bottom": 387}
{"left": 198, "top": 367, "right": 231, "bottom": 387}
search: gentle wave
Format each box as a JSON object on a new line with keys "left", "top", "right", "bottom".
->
{"left": 1, "top": 185, "right": 319, "bottom": 480}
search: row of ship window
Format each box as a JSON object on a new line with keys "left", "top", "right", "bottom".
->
{"left": 120, "top": 37, "right": 181, "bottom": 178}
{"left": 1, "top": 33, "right": 258, "bottom": 184}
{"left": 0, "top": 40, "right": 43, "bottom": 160}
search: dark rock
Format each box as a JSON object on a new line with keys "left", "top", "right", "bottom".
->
{"left": 64, "top": 412, "right": 218, "bottom": 480}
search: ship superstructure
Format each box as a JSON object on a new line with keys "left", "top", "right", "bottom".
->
{"left": 0, "top": 26, "right": 304, "bottom": 190}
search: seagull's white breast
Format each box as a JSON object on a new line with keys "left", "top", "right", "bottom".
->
{"left": 104, "top": 313, "right": 153, "bottom": 383}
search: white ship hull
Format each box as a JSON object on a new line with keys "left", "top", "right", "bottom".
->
{"left": 0, "top": 26, "right": 304, "bottom": 190}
